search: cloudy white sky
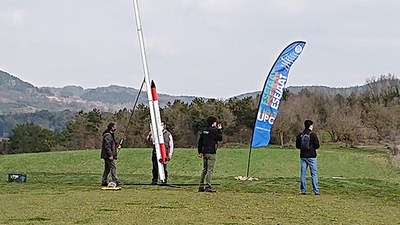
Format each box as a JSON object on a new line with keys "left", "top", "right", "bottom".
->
{"left": 1, "top": 1, "right": 399, "bottom": 98}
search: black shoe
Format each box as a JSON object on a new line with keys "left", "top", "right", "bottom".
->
{"left": 101, "top": 182, "right": 108, "bottom": 187}
{"left": 114, "top": 181, "right": 121, "bottom": 187}
{"left": 301, "top": 192, "right": 307, "bottom": 195}
{"left": 205, "top": 188, "right": 216, "bottom": 193}
{"left": 198, "top": 187, "right": 205, "bottom": 192}
{"left": 151, "top": 181, "right": 157, "bottom": 185}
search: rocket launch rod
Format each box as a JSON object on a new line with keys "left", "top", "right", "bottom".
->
{"left": 132, "top": 0, "right": 166, "bottom": 181}
{"left": 119, "top": 78, "right": 145, "bottom": 148}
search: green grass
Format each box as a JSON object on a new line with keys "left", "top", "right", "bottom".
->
{"left": 0, "top": 145, "right": 399, "bottom": 224}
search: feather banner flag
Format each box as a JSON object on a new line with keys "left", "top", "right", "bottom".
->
{"left": 251, "top": 41, "right": 306, "bottom": 148}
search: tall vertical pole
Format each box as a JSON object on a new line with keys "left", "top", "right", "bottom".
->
{"left": 132, "top": 0, "right": 166, "bottom": 182}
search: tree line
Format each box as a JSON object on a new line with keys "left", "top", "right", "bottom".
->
{"left": 1, "top": 74, "right": 399, "bottom": 154}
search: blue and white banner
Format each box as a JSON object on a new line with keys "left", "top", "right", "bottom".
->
{"left": 251, "top": 41, "right": 306, "bottom": 148}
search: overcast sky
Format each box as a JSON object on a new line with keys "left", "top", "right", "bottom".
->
{"left": 1, "top": 1, "right": 399, "bottom": 98}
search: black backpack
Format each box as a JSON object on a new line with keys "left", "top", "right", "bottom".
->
{"left": 301, "top": 132, "right": 312, "bottom": 150}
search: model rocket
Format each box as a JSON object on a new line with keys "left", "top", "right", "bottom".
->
{"left": 151, "top": 81, "right": 167, "bottom": 164}
{"left": 133, "top": 0, "right": 166, "bottom": 182}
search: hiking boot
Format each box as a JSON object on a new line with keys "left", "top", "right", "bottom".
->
{"left": 198, "top": 187, "right": 205, "bottom": 192}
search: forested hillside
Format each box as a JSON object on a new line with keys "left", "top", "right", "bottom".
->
{"left": 0, "top": 69, "right": 366, "bottom": 140}
{"left": 1, "top": 74, "right": 399, "bottom": 155}
{"left": 0, "top": 70, "right": 196, "bottom": 114}
{"left": 0, "top": 110, "right": 76, "bottom": 137}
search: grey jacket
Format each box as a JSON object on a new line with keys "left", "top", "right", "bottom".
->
{"left": 101, "top": 130, "right": 118, "bottom": 159}
{"left": 148, "top": 130, "right": 173, "bottom": 156}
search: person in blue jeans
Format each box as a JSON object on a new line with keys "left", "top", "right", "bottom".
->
{"left": 296, "top": 119, "right": 320, "bottom": 195}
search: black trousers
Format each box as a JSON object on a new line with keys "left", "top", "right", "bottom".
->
{"left": 152, "top": 150, "right": 168, "bottom": 183}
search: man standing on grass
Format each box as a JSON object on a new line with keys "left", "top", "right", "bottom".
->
{"left": 101, "top": 122, "right": 121, "bottom": 186}
{"left": 296, "top": 119, "right": 320, "bottom": 195}
{"left": 197, "top": 116, "right": 223, "bottom": 193}
{"left": 147, "top": 121, "right": 174, "bottom": 184}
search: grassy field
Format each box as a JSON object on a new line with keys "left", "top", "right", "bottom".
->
{"left": 0, "top": 145, "right": 399, "bottom": 224}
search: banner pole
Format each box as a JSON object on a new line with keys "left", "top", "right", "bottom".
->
{"left": 246, "top": 146, "right": 253, "bottom": 177}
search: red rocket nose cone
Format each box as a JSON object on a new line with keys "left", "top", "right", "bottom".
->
{"left": 151, "top": 80, "right": 156, "bottom": 88}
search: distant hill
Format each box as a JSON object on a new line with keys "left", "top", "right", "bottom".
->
{"left": 0, "top": 70, "right": 197, "bottom": 115}
{"left": 233, "top": 85, "right": 366, "bottom": 100}
{"left": 0, "top": 69, "right": 370, "bottom": 115}
{"left": 0, "top": 69, "right": 377, "bottom": 138}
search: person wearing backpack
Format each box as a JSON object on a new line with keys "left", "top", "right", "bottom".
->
{"left": 296, "top": 119, "right": 320, "bottom": 195}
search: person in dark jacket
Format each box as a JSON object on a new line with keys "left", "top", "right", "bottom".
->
{"left": 101, "top": 122, "right": 121, "bottom": 186}
{"left": 296, "top": 119, "right": 320, "bottom": 195}
{"left": 147, "top": 122, "right": 174, "bottom": 184}
{"left": 197, "top": 116, "right": 223, "bottom": 192}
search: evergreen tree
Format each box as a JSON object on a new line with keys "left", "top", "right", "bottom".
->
{"left": 9, "top": 123, "right": 55, "bottom": 153}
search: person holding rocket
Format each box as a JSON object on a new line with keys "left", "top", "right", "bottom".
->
{"left": 147, "top": 121, "right": 174, "bottom": 184}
